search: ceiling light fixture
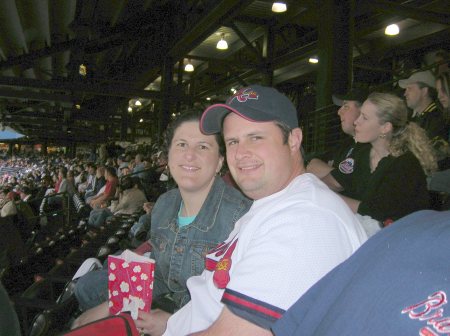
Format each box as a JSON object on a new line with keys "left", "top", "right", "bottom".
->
{"left": 184, "top": 59, "right": 194, "bottom": 72}
{"left": 216, "top": 34, "right": 228, "bottom": 50}
{"left": 206, "top": 97, "right": 211, "bottom": 101}
{"left": 308, "top": 57, "right": 319, "bottom": 64}
{"left": 139, "top": 118, "right": 144, "bottom": 123}
{"left": 79, "top": 64, "right": 87, "bottom": 76}
{"left": 135, "top": 100, "right": 142, "bottom": 106}
{"left": 272, "top": 2, "right": 287, "bottom": 13}
{"left": 128, "top": 107, "right": 132, "bottom": 112}
{"left": 385, "top": 24, "right": 399, "bottom": 36}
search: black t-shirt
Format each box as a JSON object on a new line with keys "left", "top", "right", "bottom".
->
{"left": 314, "top": 137, "right": 356, "bottom": 169}
{"left": 358, "top": 151, "right": 429, "bottom": 222}
{"left": 330, "top": 142, "right": 372, "bottom": 199}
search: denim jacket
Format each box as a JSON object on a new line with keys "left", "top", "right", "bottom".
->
{"left": 150, "top": 177, "right": 252, "bottom": 309}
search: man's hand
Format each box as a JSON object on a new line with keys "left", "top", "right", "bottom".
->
{"left": 135, "top": 309, "right": 171, "bottom": 336}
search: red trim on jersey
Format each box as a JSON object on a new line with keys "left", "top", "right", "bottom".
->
{"left": 222, "top": 291, "right": 283, "bottom": 319}
{"left": 205, "top": 258, "right": 217, "bottom": 270}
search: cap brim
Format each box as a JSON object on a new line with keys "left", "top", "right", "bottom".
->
{"left": 200, "top": 103, "right": 277, "bottom": 134}
{"left": 200, "top": 104, "right": 232, "bottom": 134}
{"left": 398, "top": 79, "right": 410, "bottom": 88}
{"left": 332, "top": 95, "right": 344, "bottom": 106}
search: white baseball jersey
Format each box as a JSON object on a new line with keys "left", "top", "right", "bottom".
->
{"left": 164, "top": 174, "right": 367, "bottom": 335}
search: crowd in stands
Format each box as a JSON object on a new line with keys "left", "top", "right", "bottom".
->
{"left": 0, "top": 62, "right": 449, "bottom": 335}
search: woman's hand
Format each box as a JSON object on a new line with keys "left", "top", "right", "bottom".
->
{"left": 135, "top": 309, "right": 171, "bottom": 336}
{"left": 143, "top": 202, "right": 154, "bottom": 214}
{"left": 71, "top": 302, "right": 109, "bottom": 329}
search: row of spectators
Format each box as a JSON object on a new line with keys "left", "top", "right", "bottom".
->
{"left": 0, "top": 150, "right": 171, "bottom": 226}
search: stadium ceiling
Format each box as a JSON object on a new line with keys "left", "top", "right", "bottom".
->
{"left": 0, "top": 0, "right": 448, "bottom": 144}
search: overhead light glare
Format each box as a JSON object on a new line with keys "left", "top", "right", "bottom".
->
{"left": 272, "top": 2, "right": 287, "bottom": 13}
{"left": 171, "top": 113, "right": 176, "bottom": 117}
{"left": 75, "top": 104, "right": 81, "bottom": 109}
{"left": 231, "top": 88, "right": 237, "bottom": 94}
{"left": 135, "top": 100, "right": 142, "bottom": 106}
{"left": 139, "top": 118, "right": 144, "bottom": 123}
{"left": 216, "top": 34, "right": 228, "bottom": 50}
{"left": 184, "top": 59, "right": 194, "bottom": 72}
{"left": 385, "top": 24, "right": 399, "bottom": 36}
{"left": 127, "top": 107, "right": 132, "bottom": 112}
{"left": 308, "top": 57, "right": 319, "bottom": 64}
{"left": 79, "top": 64, "right": 87, "bottom": 76}
{"left": 206, "top": 97, "right": 211, "bottom": 101}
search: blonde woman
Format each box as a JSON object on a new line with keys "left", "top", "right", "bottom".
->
{"left": 340, "top": 92, "right": 437, "bottom": 225}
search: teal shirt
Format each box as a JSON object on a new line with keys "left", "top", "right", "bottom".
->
{"left": 178, "top": 202, "right": 196, "bottom": 227}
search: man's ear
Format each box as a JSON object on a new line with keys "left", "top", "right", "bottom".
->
{"left": 288, "top": 128, "right": 302, "bottom": 152}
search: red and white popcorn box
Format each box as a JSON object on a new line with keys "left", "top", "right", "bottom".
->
{"left": 108, "top": 249, "right": 155, "bottom": 319}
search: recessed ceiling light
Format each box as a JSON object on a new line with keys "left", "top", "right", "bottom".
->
{"left": 217, "top": 34, "right": 228, "bottom": 50}
{"left": 184, "top": 59, "right": 194, "bottom": 72}
{"left": 308, "top": 57, "right": 319, "bottom": 64}
{"left": 272, "top": 2, "right": 287, "bottom": 13}
{"left": 135, "top": 100, "right": 142, "bottom": 106}
{"left": 127, "top": 107, "right": 132, "bottom": 112}
{"left": 385, "top": 24, "right": 399, "bottom": 36}
{"left": 139, "top": 118, "right": 143, "bottom": 123}
{"left": 79, "top": 64, "right": 87, "bottom": 76}
{"left": 206, "top": 97, "right": 211, "bottom": 101}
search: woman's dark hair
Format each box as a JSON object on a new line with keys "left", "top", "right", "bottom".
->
{"left": 105, "top": 166, "right": 117, "bottom": 178}
{"left": 119, "top": 176, "right": 134, "bottom": 191}
{"left": 162, "top": 109, "right": 224, "bottom": 156}
{"left": 59, "top": 166, "right": 68, "bottom": 178}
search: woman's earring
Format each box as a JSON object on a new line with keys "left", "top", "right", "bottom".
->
{"left": 379, "top": 133, "right": 386, "bottom": 139}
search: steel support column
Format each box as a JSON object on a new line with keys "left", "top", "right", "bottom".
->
{"left": 315, "top": 0, "right": 354, "bottom": 150}
{"left": 161, "top": 56, "right": 174, "bottom": 133}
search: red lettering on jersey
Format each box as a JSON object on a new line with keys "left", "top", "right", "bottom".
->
{"left": 402, "top": 291, "right": 447, "bottom": 319}
{"left": 431, "top": 317, "right": 450, "bottom": 333}
{"left": 402, "top": 291, "right": 450, "bottom": 335}
{"left": 420, "top": 327, "right": 438, "bottom": 336}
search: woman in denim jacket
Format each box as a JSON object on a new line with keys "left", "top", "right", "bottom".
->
{"left": 73, "top": 110, "right": 251, "bottom": 327}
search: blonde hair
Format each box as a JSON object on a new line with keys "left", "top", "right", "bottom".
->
{"left": 367, "top": 92, "right": 438, "bottom": 175}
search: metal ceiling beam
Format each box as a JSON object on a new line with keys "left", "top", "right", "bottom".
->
{"left": 229, "top": 22, "right": 265, "bottom": 65}
{"left": 369, "top": 1, "right": 450, "bottom": 25}
{"left": 0, "top": 39, "right": 77, "bottom": 70}
{"left": 0, "top": 76, "right": 162, "bottom": 100}
{"left": 0, "top": 87, "right": 74, "bottom": 103}
{"left": 168, "top": 0, "right": 254, "bottom": 59}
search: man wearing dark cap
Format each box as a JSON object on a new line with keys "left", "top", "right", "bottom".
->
{"left": 307, "top": 88, "right": 371, "bottom": 198}
{"left": 132, "top": 85, "right": 367, "bottom": 335}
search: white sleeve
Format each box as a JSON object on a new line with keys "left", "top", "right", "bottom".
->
{"left": 223, "top": 206, "right": 356, "bottom": 329}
